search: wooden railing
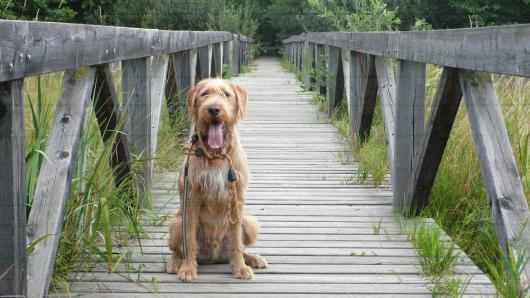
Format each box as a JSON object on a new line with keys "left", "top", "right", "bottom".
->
{"left": 283, "top": 24, "right": 530, "bottom": 282}
{"left": 0, "top": 20, "right": 253, "bottom": 297}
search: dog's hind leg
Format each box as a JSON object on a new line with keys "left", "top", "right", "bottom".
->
{"left": 167, "top": 215, "right": 183, "bottom": 273}
{"left": 242, "top": 215, "right": 268, "bottom": 269}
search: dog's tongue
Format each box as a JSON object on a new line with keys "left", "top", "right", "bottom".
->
{"left": 208, "top": 123, "right": 223, "bottom": 149}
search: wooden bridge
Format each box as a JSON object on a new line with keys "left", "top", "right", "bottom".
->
{"left": 0, "top": 20, "right": 529, "bottom": 297}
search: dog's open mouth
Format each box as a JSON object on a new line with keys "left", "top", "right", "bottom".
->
{"left": 207, "top": 122, "right": 225, "bottom": 150}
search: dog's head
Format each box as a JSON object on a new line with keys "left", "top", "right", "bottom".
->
{"left": 186, "top": 78, "right": 248, "bottom": 151}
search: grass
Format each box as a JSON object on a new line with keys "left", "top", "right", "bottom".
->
{"left": 22, "top": 67, "right": 188, "bottom": 291}
{"left": 283, "top": 57, "right": 530, "bottom": 297}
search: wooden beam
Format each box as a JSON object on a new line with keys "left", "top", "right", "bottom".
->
{"left": 149, "top": 55, "right": 169, "bottom": 158}
{"left": 232, "top": 35, "right": 240, "bottom": 76}
{"left": 315, "top": 44, "right": 326, "bottom": 96}
{"left": 0, "top": 20, "right": 240, "bottom": 82}
{"left": 197, "top": 45, "right": 212, "bottom": 81}
{"left": 459, "top": 69, "right": 530, "bottom": 280}
{"left": 325, "top": 46, "right": 344, "bottom": 118}
{"left": 0, "top": 79, "right": 26, "bottom": 297}
{"left": 303, "top": 41, "right": 314, "bottom": 88}
{"left": 282, "top": 25, "right": 530, "bottom": 77}
{"left": 393, "top": 60, "right": 426, "bottom": 212}
{"left": 122, "top": 58, "right": 152, "bottom": 206}
{"left": 93, "top": 64, "right": 132, "bottom": 186}
{"left": 343, "top": 50, "right": 377, "bottom": 144}
{"left": 374, "top": 57, "right": 396, "bottom": 189}
{"left": 405, "top": 68, "right": 462, "bottom": 213}
{"left": 26, "top": 67, "right": 96, "bottom": 297}
{"left": 212, "top": 42, "right": 223, "bottom": 78}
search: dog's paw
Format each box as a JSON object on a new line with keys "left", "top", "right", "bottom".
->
{"left": 178, "top": 264, "right": 198, "bottom": 282}
{"left": 246, "top": 254, "right": 268, "bottom": 269}
{"left": 166, "top": 258, "right": 182, "bottom": 274}
{"left": 232, "top": 265, "right": 254, "bottom": 279}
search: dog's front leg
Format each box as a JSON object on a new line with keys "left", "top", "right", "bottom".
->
{"left": 228, "top": 217, "right": 254, "bottom": 279}
{"left": 178, "top": 200, "right": 199, "bottom": 282}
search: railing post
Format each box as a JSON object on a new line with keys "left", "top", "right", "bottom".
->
{"left": 0, "top": 79, "right": 26, "bottom": 297}
{"left": 122, "top": 58, "right": 152, "bottom": 206}
{"left": 394, "top": 60, "right": 426, "bottom": 212}
{"left": 325, "top": 45, "right": 344, "bottom": 118}
{"left": 232, "top": 34, "right": 240, "bottom": 76}
{"left": 197, "top": 44, "right": 212, "bottom": 80}
{"left": 303, "top": 41, "right": 314, "bottom": 88}
{"left": 315, "top": 44, "right": 326, "bottom": 96}
{"left": 149, "top": 54, "right": 169, "bottom": 158}
{"left": 213, "top": 42, "right": 223, "bottom": 78}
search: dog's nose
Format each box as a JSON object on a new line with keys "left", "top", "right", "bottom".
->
{"left": 208, "top": 106, "right": 220, "bottom": 117}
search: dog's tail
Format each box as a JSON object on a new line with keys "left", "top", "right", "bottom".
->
{"left": 242, "top": 215, "right": 259, "bottom": 246}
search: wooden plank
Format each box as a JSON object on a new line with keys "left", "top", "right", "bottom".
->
{"left": 343, "top": 50, "right": 377, "bottom": 144}
{"left": 93, "top": 64, "right": 132, "bottom": 186}
{"left": 459, "top": 69, "right": 530, "bottom": 281}
{"left": 325, "top": 46, "right": 344, "bottom": 118}
{"left": 149, "top": 54, "right": 169, "bottom": 156}
{"left": 315, "top": 44, "right": 327, "bottom": 96}
{"left": 302, "top": 41, "right": 314, "bottom": 88}
{"left": 0, "top": 79, "right": 26, "bottom": 296}
{"left": 282, "top": 25, "right": 530, "bottom": 77}
{"left": 212, "top": 42, "right": 223, "bottom": 78}
{"left": 222, "top": 41, "right": 231, "bottom": 75}
{"left": 26, "top": 67, "right": 96, "bottom": 297}
{"left": 374, "top": 57, "right": 396, "bottom": 189}
{"left": 122, "top": 58, "right": 152, "bottom": 205}
{"left": 393, "top": 60, "right": 426, "bottom": 212}
{"left": 405, "top": 68, "right": 462, "bottom": 212}
{"left": 232, "top": 35, "right": 240, "bottom": 75}
{"left": 197, "top": 45, "right": 212, "bottom": 80}
{"left": 0, "top": 20, "right": 242, "bottom": 82}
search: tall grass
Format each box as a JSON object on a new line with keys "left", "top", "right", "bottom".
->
{"left": 23, "top": 69, "right": 187, "bottom": 291}
{"left": 283, "top": 57, "right": 530, "bottom": 296}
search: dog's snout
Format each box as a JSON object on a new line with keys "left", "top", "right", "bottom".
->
{"left": 208, "top": 105, "right": 220, "bottom": 117}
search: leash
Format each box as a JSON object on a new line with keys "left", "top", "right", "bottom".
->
{"left": 181, "top": 130, "right": 241, "bottom": 259}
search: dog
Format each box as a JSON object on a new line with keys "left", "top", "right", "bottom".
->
{"left": 166, "top": 78, "right": 267, "bottom": 282}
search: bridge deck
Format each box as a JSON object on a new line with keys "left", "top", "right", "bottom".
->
{"left": 63, "top": 57, "right": 495, "bottom": 297}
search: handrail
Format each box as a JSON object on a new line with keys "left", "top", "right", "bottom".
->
{"left": 0, "top": 19, "right": 253, "bottom": 297}
{"left": 282, "top": 24, "right": 530, "bottom": 286}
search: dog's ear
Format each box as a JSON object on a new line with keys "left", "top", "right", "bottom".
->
{"left": 231, "top": 82, "right": 248, "bottom": 121}
{"left": 186, "top": 83, "right": 201, "bottom": 122}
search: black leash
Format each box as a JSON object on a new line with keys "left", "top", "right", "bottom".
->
{"left": 182, "top": 132, "right": 199, "bottom": 260}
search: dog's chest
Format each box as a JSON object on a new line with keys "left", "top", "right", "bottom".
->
{"left": 196, "top": 165, "right": 230, "bottom": 201}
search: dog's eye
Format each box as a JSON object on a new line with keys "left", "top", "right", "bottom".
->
{"left": 199, "top": 91, "right": 208, "bottom": 97}
{"left": 223, "top": 91, "right": 230, "bottom": 97}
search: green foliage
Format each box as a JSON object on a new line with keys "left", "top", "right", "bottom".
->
{"left": 207, "top": 0, "right": 258, "bottom": 37}
{"left": 411, "top": 18, "right": 432, "bottom": 31}
{"left": 308, "top": 0, "right": 400, "bottom": 31}
{"left": 222, "top": 64, "right": 234, "bottom": 79}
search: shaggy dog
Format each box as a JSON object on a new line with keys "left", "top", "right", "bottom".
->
{"left": 166, "top": 78, "right": 267, "bottom": 282}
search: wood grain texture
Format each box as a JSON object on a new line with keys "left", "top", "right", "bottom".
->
{"left": 212, "top": 42, "right": 223, "bottom": 78}
{"left": 149, "top": 54, "right": 169, "bottom": 157}
{"left": 26, "top": 68, "right": 96, "bottom": 297}
{"left": 393, "top": 60, "right": 425, "bottom": 212}
{"left": 93, "top": 64, "right": 132, "bottom": 186}
{"left": 283, "top": 25, "right": 530, "bottom": 77}
{"left": 0, "top": 20, "right": 252, "bottom": 82}
{"left": 374, "top": 57, "right": 397, "bottom": 191}
{"left": 406, "top": 68, "right": 462, "bottom": 212}
{"left": 325, "top": 46, "right": 344, "bottom": 118}
{"left": 122, "top": 58, "right": 152, "bottom": 205}
{"left": 197, "top": 45, "right": 212, "bottom": 80}
{"left": 0, "top": 79, "right": 26, "bottom": 297}
{"left": 232, "top": 35, "right": 240, "bottom": 76}
{"left": 459, "top": 69, "right": 530, "bottom": 281}
{"left": 59, "top": 58, "right": 495, "bottom": 297}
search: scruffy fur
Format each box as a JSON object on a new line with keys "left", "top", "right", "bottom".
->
{"left": 167, "top": 78, "right": 267, "bottom": 282}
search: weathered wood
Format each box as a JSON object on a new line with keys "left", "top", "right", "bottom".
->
{"left": 212, "top": 42, "right": 223, "bottom": 78}
{"left": 405, "top": 68, "right": 462, "bottom": 213}
{"left": 343, "top": 50, "right": 377, "bottom": 144}
{"left": 0, "top": 20, "right": 245, "bottom": 82}
{"left": 197, "top": 45, "right": 213, "bottom": 80}
{"left": 26, "top": 67, "right": 96, "bottom": 297}
{"left": 149, "top": 54, "right": 169, "bottom": 156}
{"left": 325, "top": 46, "right": 344, "bottom": 118}
{"left": 302, "top": 41, "right": 314, "bottom": 88}
{"left": 93, "top": 64, "right": 132, "bottom": 186}
{"left": 459, "top": 69, "right": 530, "bottom": 281}
{"left": 283, "top": 25, "right": 530, "bottom": 77}
{"left": 0, "top": 79, "right": 26, "bottom": 297}
{"left": 374, "top": 56, "right": 396, "bottom": 188}
{"left": 232, "top": 35, "right": 240, "bottom": 75}
{"left": 393, "top": 60, "right": 426, "bottom": 212}
{"left": 122, "top": 58, "right": 152, "bottom": 205}
{"left": 315, "top": 44, "right": 327, "bottom": 96}
{"left": 222, "top": 41, "right": 231, "bottom": 75}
